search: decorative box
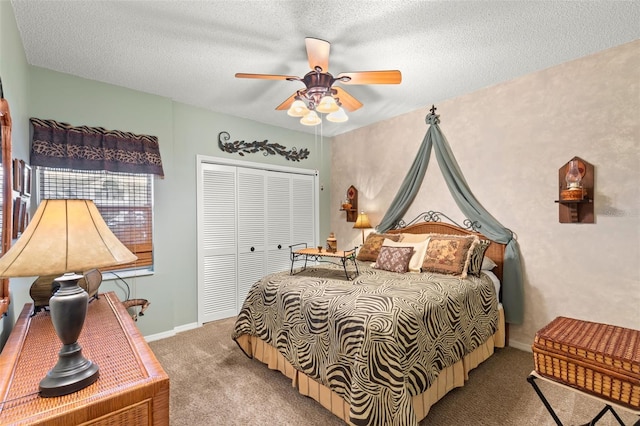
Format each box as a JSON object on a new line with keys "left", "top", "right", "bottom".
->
{"left": 532, "top": 316, "right": 640, "bottom": 409}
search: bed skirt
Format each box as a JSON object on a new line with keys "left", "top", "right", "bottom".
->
{"left": 235, "top": 305, "right": 505, "bottom": 424}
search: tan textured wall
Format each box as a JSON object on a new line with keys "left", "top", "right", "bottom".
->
{"left": 330, "top": 40, "right": 639, "bottom": 349}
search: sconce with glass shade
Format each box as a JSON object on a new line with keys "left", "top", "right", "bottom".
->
{"left": 560, "top": 158, "right": 585, "bottom": 201}
{"left": 0, "top": 199, "right": 137, "bottom": 397}
{"left": 556, "top": 157, "right": 594, "bottom": 223}
{"left": 353, "top": 212, "right": 372, "bottom": 244}
{"left": 565, "top": 159, "right": 583, "bottom": 189}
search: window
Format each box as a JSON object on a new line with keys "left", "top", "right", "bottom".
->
{"left": 36, "top": 167, "right": 153, "bottom": 272}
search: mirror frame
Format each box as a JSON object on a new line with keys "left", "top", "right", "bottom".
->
{"left": 0, "top": 94, "right": 13, "bottom": 316}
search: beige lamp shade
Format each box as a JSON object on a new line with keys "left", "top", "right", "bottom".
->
{"left": 353, "top": 212, "right": 372, "bottom": 229}
{"left": 0, "top": 199, "right": 137, "bottom": 277}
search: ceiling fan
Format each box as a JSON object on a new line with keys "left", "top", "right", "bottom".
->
{"left": 235, "top": 37, "right": 402, "bottom": 125}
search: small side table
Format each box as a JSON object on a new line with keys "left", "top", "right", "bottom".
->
{"left": 290, "top": 243, "right": 359, "bottom": 280}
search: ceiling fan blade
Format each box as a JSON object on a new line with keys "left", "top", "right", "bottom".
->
{"left": 235, "top": 73, "right": 298, "bottom": 80}
{"left": 337, "top": 70, "right": 402, "bottom": 84}
{"left": 275, "top": 93, "right": 298, "bottom": 111}
{"left": 305, "top": 37, "right": 330, "bottom": 72}
{"left": 333, "top": 87, "right": 363, "bottom": 112}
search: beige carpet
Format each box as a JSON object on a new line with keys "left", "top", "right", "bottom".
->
{"left": 149, "top": 317, "right": 639, "bottom": 426}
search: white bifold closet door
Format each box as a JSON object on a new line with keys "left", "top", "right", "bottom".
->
{"left": 198, "top": 161, "right": 317, "bottom": 325}
{"left": 265, "top": 173, "right": 292, "bottom": 275}
{"left": 199, "top": 163, "right": 238, "bottom": 322}
{"left": 236, "top": 168, "right": 267, "bottom": 312}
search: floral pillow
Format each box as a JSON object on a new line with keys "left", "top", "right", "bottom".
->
{"left": 356, "top": 233, "right": 402, "bottom": 262}
{"left": 422, "top": 234, "right": 478, "bottom": 277}
{"left": 374, "top": 246, "right": 413, "bottom": 273}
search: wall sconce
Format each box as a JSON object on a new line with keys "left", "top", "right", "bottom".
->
{"left": 340, "top": 185, "right": 358, "bottom": 222}
{"left": 556, "top": 157, "right": 594, "bottom": 223}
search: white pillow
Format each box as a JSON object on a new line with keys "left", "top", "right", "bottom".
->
{"left": 481, "top": 256, "right": 498, "bottom": 270}
{"left": 382, "top": 237, "right": 430, "bottom": 272}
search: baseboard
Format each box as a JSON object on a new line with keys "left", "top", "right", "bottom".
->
{"left": 144, "top": 321, "right": 199, "bottom": 342}
{"left": 175, "top": 322, "right": 199, "bottom": 334}
{"left": 508, "top": 339, "right": 532, "bottom": 352}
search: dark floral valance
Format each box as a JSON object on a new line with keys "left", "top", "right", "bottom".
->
{"left": 30, "top": 118, "right": 164, "bottom": 177}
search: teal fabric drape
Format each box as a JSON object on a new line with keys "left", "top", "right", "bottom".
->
{"left": 377, "top": 111, "right": 524, "bottom": 324}
{"left": 376, "top": 127, "right": 433, "bottom": 232}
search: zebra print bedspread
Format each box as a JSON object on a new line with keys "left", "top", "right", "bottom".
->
{"left": 232, "top": 263, "right": 499, "bottom": 426}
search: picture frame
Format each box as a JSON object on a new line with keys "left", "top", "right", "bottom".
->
{"left": 22, "top": 164, "right": 31, "bottom": 197}
{"left": 12, "top": 158, "right": 21, "bottom": 193}
{"left": 12, "top": 197, "right": 21, "bottom": 239}
{"left": 20, "top": 201, "right": 29, "bottom": 234}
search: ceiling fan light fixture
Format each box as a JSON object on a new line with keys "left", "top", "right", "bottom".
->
{"left": 287, "top": 99, "right": 309, "bottom": 117}
{"left": 300, "top": 110, "right": 321, "bottom": 126}
{"left": 316, "top": 95, "right": 340, "bottom": 114}
{"left": 326, "top": 107, "right": 348, "bottom": 123}
{"left": 236, "top": 38, "right": 402, "bottom": 127}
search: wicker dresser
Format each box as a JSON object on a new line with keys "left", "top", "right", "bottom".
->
{"left": 0, "top": 292, "right": 169, "bottom": 425}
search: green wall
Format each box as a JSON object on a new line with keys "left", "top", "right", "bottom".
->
{"left": 1, "top": 3, "right": 331, "bottom": 338}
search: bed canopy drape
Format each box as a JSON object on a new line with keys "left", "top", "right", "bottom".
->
{"left": 377, "top": 108, "right": 524, "bottom": 324}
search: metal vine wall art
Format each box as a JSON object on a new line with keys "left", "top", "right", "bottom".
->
{"left": 217, "top": 131, "right": 310, "bottom": 162}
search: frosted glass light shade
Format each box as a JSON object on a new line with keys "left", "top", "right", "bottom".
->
{"left": 300, "top": 110, "right": 321, "bottom": 126}
{"left": 326, "top": 107, "right": 348, "bottom": 123}
{"left": 287, "top": 100, "right": 309, "bottom": 117}
{"left": 316, "top": 95, "right": 339, "bottom": 114}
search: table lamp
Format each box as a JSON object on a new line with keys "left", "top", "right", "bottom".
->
{"left": 0, "top": 199, "right": 137, "bottom": 397}
{"left": 353, "top": 212, "right": 372, "bottom": 245}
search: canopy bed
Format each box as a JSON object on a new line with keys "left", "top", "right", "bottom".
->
{"left": 233, "top": 217, "right": 507, "bottom": 425}
{"left": 232, "top": 108, "right": 522, "bottom": 425}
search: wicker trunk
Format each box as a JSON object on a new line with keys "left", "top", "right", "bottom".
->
{"left": 532, "top": 316, "right": 640, "bottom": 410}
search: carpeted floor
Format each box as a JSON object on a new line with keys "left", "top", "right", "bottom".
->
{"left": 149, "top": 317, "right": 639, "bottom": 426}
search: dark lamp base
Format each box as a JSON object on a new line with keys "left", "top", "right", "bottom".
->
{"left": 39, "top": 274, "right": 100, "bottom": 398}
{"left": 39, "top": 345, "right": 99, "bottom": 397}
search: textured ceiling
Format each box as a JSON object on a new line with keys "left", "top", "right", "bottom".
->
{"left": 11, "top": 1, "right": 640, "bottom": 137}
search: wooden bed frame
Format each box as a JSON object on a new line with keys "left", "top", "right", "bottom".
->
{"left": 235, "top": 219, "right": 507, "bottom": 425}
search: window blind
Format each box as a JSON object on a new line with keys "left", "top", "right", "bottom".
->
{"left": 36, "top": 166, "right": 153, "bottom": 271}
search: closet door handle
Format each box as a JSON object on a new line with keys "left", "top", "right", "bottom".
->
{"left": 250, "top": 247, "right": 255, "bottom": 252}
{"left": 277, "top": 244, "right": 282, "bottom": 249}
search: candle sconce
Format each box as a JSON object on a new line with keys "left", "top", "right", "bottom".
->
{"left": 340, "top": 185, "right": 358, "bottom": 222}
{"left": 555, "top": 156, "right": 594, "bottom": 223}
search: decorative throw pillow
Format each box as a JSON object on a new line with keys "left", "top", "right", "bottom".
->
{"left": 374, "top": 246, "right": 413, "bottom": 273}
{"left": 357, "top": 233, "right": 402, "bottom": 262}
{"left": 422, "top": 234, "right": 478, "bottom": 277}
{"left": 382, "top": 238, "right": 430, "bottom": 272}
{"left": 481, "top": 256, "right": 498, "bottom": 271}
{"left": 467, "top": 239, "right": 491, "bottom": 276}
